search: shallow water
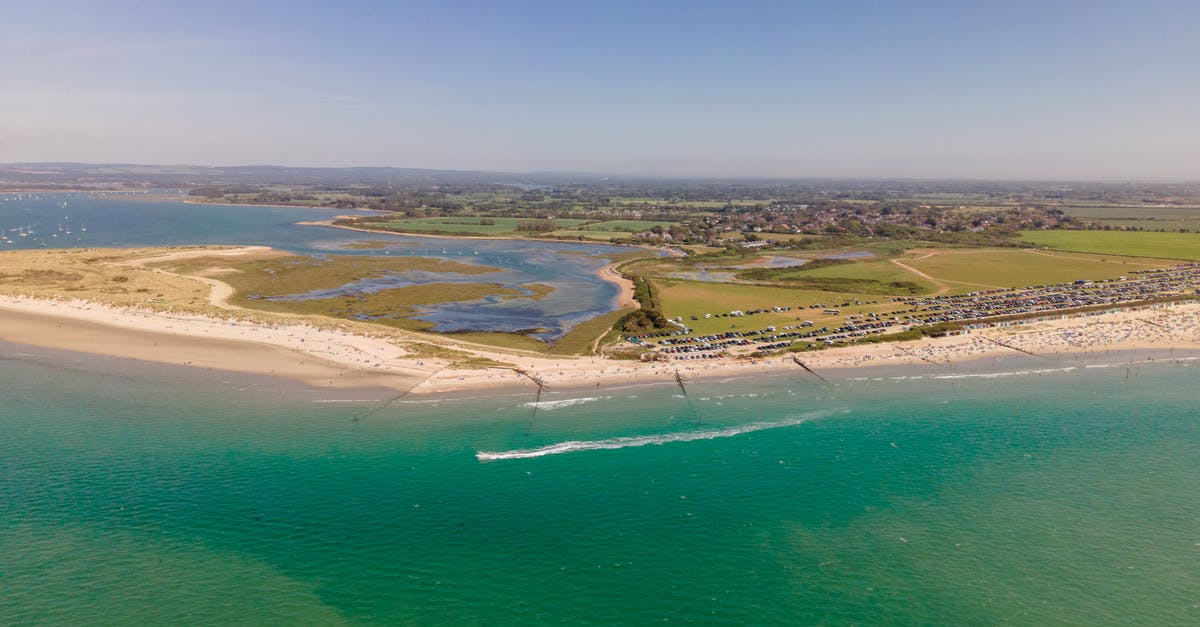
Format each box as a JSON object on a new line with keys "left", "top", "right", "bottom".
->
{"left": 0, "top": 192, "right": 633, "bottom": 339}
{"left": 2, "top": 345, "right": 1198, "bottom": 624}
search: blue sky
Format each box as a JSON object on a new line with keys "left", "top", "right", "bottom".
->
{"left": 2, "top": 0, "right": 1198, "bottom": 179}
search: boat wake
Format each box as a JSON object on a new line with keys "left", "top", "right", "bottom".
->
{"left": 476, "top": 409, "right": 839, "bottom": 461}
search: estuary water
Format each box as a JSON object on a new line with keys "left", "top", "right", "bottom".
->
{"left": 2, "top": 344, "right": 1198, "bottom": 624}
{"left": 0, "top": 192, "right": 633, "bottom": 339}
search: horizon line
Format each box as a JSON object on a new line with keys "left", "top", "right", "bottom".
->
{"left": 1, "top": 161, "right": 1197, "bottom": 186}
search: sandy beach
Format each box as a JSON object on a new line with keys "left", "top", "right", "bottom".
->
{"left": 2, "top": 289, "right": 1198, "bottom": 397}
{"left": 0, "top": 294, "right": 435, "bottom": 391}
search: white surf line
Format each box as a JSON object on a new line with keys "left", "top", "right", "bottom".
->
{"left": 523, "top": 396, "right": 609, "bottom": 410}
{"left": 477, "top": 410, "right": 839, "bottom": 461}
{"left": 930, "top": 366, "right": 1079, "bottom": 379}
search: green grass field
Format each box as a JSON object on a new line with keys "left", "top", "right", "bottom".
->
{"left": 548, "top": 308, "right": 634, "bottom": 355}
{"left": 903, "top": 248, "right": 1175, "bottom": 292}
{"left": 1021, "top": 230, "right": 1200, "bottom": 260}
{"left": 651, "top": 278, "right": 894, "bottom": 335}
{"left": 1087, "top": 219, "right": 1200, "bottom": 232}
{"left": 1058, "top": 205, "right": 1200, "bottom": 219}
{"left": 1057, "top": 206, "right": 1200, "bottom": 233}
{"left": 766, "top": 259, "right": 938, "bottom": 295}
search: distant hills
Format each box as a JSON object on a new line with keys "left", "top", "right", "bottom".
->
{"left": 0, "top": 162, "right": 570, "bottom": 189}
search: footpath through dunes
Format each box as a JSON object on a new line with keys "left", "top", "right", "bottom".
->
{"left": 119, "top": 245, "right": 275, "bottom": 309}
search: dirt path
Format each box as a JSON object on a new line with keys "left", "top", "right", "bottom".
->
{"left": 890, "top": 251, "right": 1010, "bottom": 294}
{"left": 889, "top": 257, "right": 951, "bottom": 296}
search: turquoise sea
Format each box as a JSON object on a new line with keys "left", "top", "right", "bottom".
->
{"left": 2, "top": 343, "right": 1198, "bottom": 624}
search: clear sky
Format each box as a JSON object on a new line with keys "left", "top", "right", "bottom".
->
{"left": 2, "top": 0, "right": 1198, "bottom": 180}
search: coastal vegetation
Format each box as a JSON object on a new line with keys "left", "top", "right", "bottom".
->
{"left": 147, "top": 252, "right": 561, "bottom": 335}
{"left": 0, "top": 248, "right": 213, "bottom": 309}
{"left": 152, "top": 252, "right": 500, "bottom": 295}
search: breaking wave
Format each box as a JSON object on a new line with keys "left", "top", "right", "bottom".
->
{"left": 931, "top": 367, "right": 1078, "bottom": 380}
{"left": 523, "top": 396, "right": 609, "bottom": 410}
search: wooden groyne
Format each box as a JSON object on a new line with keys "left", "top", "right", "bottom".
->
{"left": 792, "top": 356, "right": 828, "bottom": 382}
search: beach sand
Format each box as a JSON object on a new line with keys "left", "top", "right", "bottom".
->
{"left": 0, "top": 295, "right": 434, "bottom": 391}
{"left": 2, "top": 291, "right": 1198, "bottom": 397}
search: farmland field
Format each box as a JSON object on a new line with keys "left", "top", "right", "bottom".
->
{"left": 1058, "top": 205, "right": 1200, "bottom": 232}
{"left": 1021, "top": 230, "right": 1200, "bottom": 260}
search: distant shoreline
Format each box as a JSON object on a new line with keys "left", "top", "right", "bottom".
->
{"left": 180, "top": 197, "right": 383, "bottom": 211}
{"left": 306, "top": 218, "right": 668, "bottom": 251}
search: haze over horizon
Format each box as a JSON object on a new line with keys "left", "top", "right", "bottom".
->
{"left": 3, "top": 1, "right": 1198, "bottom": 180}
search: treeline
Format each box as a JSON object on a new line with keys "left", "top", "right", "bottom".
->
{"left": 618, "top": 275, "right": 670, "bottom": 332}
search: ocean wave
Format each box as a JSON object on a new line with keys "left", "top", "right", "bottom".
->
{"left": 476, "top": 410, "right": 838, "bottom": 461}
{"left": 698, "top": 392, "right": 761, "bottom": 401}
{"left": 931, "top": 367, "right": 1077, "bottom": 380}
{"left": 523, "top": 396, "right": 609, "bottom": 410}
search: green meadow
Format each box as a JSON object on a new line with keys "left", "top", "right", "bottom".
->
{"left": 903, "top": 248, "right": 1174, "bottom": 292}
{"left": 1021, "top": 230, "right": 1200, "bottom": 260}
